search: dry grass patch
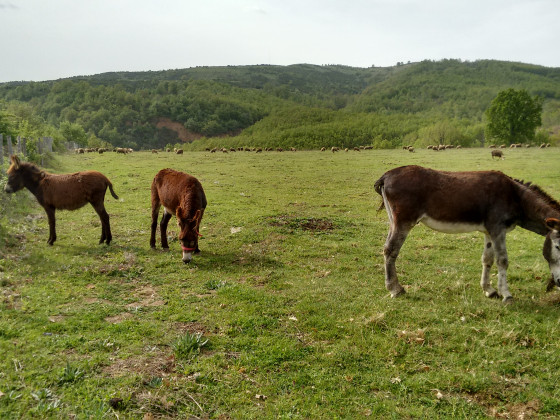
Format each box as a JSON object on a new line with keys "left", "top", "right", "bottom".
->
{"left": 267, "top": 214, "right": 336, "bottom": 232}
{"left": 103, "top": 348, "right": 175, "bottom": 379}
{"left": 126, "top": 285, "right": 166, "bottom": 309}
{"left": 1, "top": 288, "right": 22, "bottom": 310}
{"left": 105, "top": 312, "right": 134, "bottom": 324}
{"left": 173, "top": 321, "right": 210, "bottom": 336}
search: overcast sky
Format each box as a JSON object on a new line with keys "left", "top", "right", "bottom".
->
{"left": 1, "top": 0, "right": 559, "bottom": 83}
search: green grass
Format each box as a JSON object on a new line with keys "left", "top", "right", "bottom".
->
{"left": 2, "top": 147, "right": 560, "bottom": 418}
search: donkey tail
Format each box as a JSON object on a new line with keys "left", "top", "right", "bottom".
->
{"left": 374, "top": 173, "right": 386, "bottom": 195}
{"left": 108, "top": 182, "right": 119, "bottom": 200}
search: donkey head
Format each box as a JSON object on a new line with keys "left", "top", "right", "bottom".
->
{"left": 176, "top": 207, "right": 203, "bottom": 264}
{"left": 4, "top": 155, "right": 25, "bottom": 193}
{"left": 544, "top": 217, "right": 560, "bottom": 288}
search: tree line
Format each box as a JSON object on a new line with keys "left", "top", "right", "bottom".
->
{"left": 0, "top": 60, "right": 558, "bottom": 153}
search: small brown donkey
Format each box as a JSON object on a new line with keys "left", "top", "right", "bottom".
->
{"left": 150, "top": 168, "right": 207, "bottom": 263}
{"left": 374, "top": 165, "right": 560, "bottom": 303}
{"left": 4, "top": 155, "right": 118, "bottom": 245}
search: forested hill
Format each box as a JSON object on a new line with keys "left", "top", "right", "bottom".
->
{"left": 1, "top": 60, "right": 559, "bottom": 150}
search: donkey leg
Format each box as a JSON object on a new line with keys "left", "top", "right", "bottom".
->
{"left": 102, "top": 209, "right": 112, "bottom": 245}
{"left": 160, "top": 210, "right": 172, "bottom": 249}
{"left": 45, "top": 206, "right": 57, "bottom": 245}
{"left": 491, "top": 233, "right": 512, "bottom": 303}
{"left": 194, "top": 208, "right": 205, "bottom": 254}
{"left": 480, "top": 234, "right": 499, "bottom": 298}
{"left": 92, "top": 203, "right": 111, "bottom": 245}
{"left": 383, "top": 227, "right": 410, "bottom": 297}
{"left": 150, "top": 202, "right": 160, "bottom": 248}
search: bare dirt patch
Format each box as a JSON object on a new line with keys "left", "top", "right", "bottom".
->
{"left": 493, "top": 399, "right": 541, "bottom": 418}
{"left": 126, "top": 285, "right": 166, "bottom": 309}
{"left": 466, "top": 391, "right": 541, "bottom": 419}
{"left": 156, "top": 117, "right": 202, "bottom": 143}
{"left": 105, "top": 312, "right": 134, "bottom": 324}
{"left": 268, "top": 215, "right": 336, "bottom": 232}
{"left": 173, "top": 321, "right": 209, "bottom": 335}
{"left": 48, "top": 315, "right": 65, "bottom": 323}
{"left": 103, "top": 347, "right": 175, "bottom": 379}
{"left": 1, "top": 288, "right": 22, "bottom": 310}
{"left": 98, "top": 252, "right": 139, "bottom": 277}
{"left": 84, "top": 297, "right": 113, "bottom": 305}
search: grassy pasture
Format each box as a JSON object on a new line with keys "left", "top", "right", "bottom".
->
{"left": 2, "top": 147, "right": 560, "bottom": 418}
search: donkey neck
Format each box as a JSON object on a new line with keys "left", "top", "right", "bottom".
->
{"left": 22, "top": 166, "right": 47, "bottom": 202}
{"left": 517, "top": 182, "right": 560, "bottom": 236}
{"left": 180, "top": 194, "right": 199, "bottom": 216}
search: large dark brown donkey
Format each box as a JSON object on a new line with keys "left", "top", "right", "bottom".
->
{"left": 374, "top": 165, "right": 560, "bottom": 303}
{"left": 4, "top": 155, "right": 119, "bottom": 245}
{"left": 150, "top": 169, "right": 207, "bottom": 263}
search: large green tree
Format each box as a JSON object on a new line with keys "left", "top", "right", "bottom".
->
{"left": 59, "top": 121, "right": 87, "bottom": 145}
{"left": 485, "top": 88, "right": 543, "bottom": 144}
{"left": 0, "top": 108, "right": 18, "bottom": 141}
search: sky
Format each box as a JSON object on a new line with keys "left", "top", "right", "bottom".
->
{"left": 1, "top": 0, "right": 559, "bottom": 83}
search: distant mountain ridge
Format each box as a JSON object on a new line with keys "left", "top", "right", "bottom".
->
{"left": 1, "top": 60, "right": 559, "bottom": 150}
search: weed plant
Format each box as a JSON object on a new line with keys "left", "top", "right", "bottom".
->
{"left": 172, "top": 332, "right": 209, "bottom": 360}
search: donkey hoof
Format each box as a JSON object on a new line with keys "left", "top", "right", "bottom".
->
{"left": 502, "top": 296, "right": 514, "bottom": 305}
{"left": 390, "top": 287, "right": 406, "bottom": 298}
{"left": 486, "top": 290, "right": 500, "bottom": 299}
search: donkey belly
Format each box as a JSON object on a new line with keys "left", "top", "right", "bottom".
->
{"left": 46, "top": 196, "right": 89, "bottom": 211}
{"left": 419, "top": 215, "right": 486, "bottom": 234}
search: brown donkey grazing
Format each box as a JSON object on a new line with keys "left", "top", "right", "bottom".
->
{"left": 491, "top": 149, "right": 504, "bottom": 160}
{"left": 374, "top": 165, "right": 560, "bottom": 303}
{"left": 150, "top": 168, "right": 207, "bottom": 263}
{"left": 4, "top": 155, "right": 119, "bottom": 245}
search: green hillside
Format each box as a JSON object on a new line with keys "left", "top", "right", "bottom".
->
{"left": 1, "top": 60, "right": 559, "bottom": 151}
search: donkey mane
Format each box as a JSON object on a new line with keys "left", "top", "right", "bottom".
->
{"left": 513, "top": 178, "right": 560, "bottom": 213}
{"left": 8, "top": 161, "right": 44, "bottom": 178}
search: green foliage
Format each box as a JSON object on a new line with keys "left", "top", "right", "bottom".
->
{"left": 85, "top": 132, "right": 112, "bottom": 149}
{"left": 485, "top": 88, "right": 543, "bottom": 144}
{"left": 0, "top": 60, "right": 559, "bottom": 151}
{"left": 172, "top": 332, "right": 209, "bottom": 359}
{"left": 58, "top": 362, "right": 84, "bottom": 384}
{"left": 416, "top": 119, "right": 475, "bottom": 147}
{"left": 0, "top": 168, "right": 34, "bottom": 251}
{"left": 30, "top": 388, "right": 61, "bottom": 414}
{"left": 0, "top": 107, "right": 18, "bottom": 139}
{"left": 59, "top": 121, "right": 87, "bottom": 145}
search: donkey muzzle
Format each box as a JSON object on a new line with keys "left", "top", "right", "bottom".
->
{"left": 181, "top": 245, "right": 195, "bottom": 264}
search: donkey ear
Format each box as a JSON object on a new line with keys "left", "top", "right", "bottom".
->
{"left": 193, "top": 209, "right": 202, "bottom": 222}
{"left": 10, "top": 155, "right": 20, "bottom": 169}
{"left": 545, "top": 218, "right": 560, "bottom": 231}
